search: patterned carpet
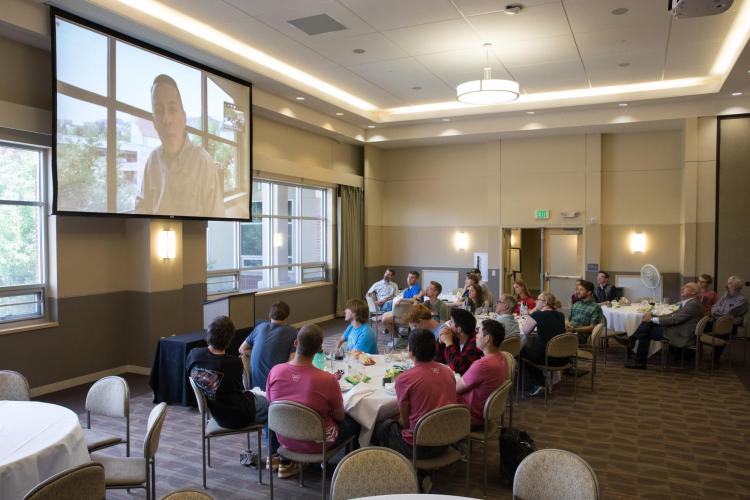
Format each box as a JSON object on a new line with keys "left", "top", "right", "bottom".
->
{"left": 54, "top": 320, "right": 750, "bottom": 499}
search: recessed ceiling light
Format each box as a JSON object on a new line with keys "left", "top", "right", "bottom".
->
{"left": 352, "top": 48, "right": 366, "bottom": 54}
{"left": 618, "top": 62, "right": 631, "bottom": 67}
{"left": 367, "top": 125, "right": 375, "bottom": 128}
{"left": 441, "top": 118, "right": 451, "bottom": 122}
{"left": 618, "top": 103, "right": 628, "bottom": 107}
{"left": 732, "top": 92, "right": 743, "bottom": 96}
{"left": 611, "top": 7, "right": 629, "bottom": 15}
{"left": 526, "top": 111, "right": 535, "bottom": 115}
{"left": 295, "top": 96, "right": 305, "bottom": 100}
{"left": 411, "top": 86, "right": 422, "bottom": 91}
{"left": 335, "top": 112, "right": 344, "bottom": 116}
{"left": 504, "top": 4, "right": 523, "bottom": 15}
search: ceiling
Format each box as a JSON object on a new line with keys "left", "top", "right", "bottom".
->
{"left": 14, "top": 0, "right": 750, "bottom": 138}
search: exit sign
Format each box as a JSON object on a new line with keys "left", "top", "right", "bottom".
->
{"left": 534, "top": 209, "right": 550, "bottom": 220}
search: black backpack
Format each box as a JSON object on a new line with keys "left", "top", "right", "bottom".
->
{"left": 499, "top": 427, "right": 536, "bottom": 482}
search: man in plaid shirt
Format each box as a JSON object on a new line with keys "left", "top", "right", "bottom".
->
{"left": 567, "top": 280, "right": 602, "bottom": 344}
{"left": 436, "top": 308, "right": 483, "bottom": 375}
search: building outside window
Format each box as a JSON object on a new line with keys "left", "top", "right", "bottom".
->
{"left": 206, "top": 179, "right": 328, "bottom": 295}
{"left": 0, "top": 142, "right": 48, "bottom": 324}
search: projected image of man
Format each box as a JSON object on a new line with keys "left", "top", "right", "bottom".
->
{"left": 136, "top": 74, "right": 225, "bottom": 217}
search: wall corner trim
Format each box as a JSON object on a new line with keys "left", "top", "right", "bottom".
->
{"left": 29, "top": 364, "right": 151, "bottom": 397}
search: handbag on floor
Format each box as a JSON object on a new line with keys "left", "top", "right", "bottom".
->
{"left": 499, "top": 427, "right": 536, "bottom": 482}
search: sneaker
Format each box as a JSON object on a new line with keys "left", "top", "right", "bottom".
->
{"left": 527, "top": 385, "right": 544, "bottom": 397}
{"left": 266, "top": 456, "right": 280, "bottom": 471}
{"left": 240, "top": 450, "right": 258, "bottom": 468}
{"left": 278, "top": 462, "right": 307, "bottom": 479}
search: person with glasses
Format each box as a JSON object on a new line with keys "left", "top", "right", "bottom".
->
{"left": 495, "top": 294, "right": 520, "bottom": 338}
{"left": 698, "top": 274, "right": 717, "bottom": 316}
{"left": 519, "top": 292, "right": 566, "bottom": 397}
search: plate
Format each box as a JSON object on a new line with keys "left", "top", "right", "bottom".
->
{"left": 383, "top": 383, "right": 396, "bottom": 395}
{"left": 339, "top": 381, "right": 353, "bottom": 392}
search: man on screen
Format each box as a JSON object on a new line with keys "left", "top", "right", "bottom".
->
{"left": 135, "top": 74, "right": 225, "bottom": 217}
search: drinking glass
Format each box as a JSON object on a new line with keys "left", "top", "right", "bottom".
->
{"left": 384, "top": 344, "right": 393, "bottom": 363}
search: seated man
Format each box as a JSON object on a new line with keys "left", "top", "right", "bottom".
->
{"left": 707, "top": 275, "right": 748, "bottom": 360}
{"left": 238, "top": 301, "right": 297, "bottom": 467}
{"left": 367, "top": 268, "right": 399, "bottom": 313}
{"left": 567, "top": 280, "right": 602, "bottom": 344}
{"left": 267, "top": 324, "right": 361, "bottom": 478}
{"left": 337, "top": 298, "right": 378, "bottom": 355}
{"left": 383, "top": 270, "right": 422, "bottom": 334}
{"left": 494, "top": 294, "right": 520, "bottom": 339}
{"left": 594, "top": 271, "right": 620, "bottom": 304}
{"left": 624, "top": 283, "right": 704, "bottom": 369}
{"left": 417, "top": 280, "right": 447, "bottom": 321}
{"left": 374, "top": 328, "right": 457, "bottom": 460}
{"left": 239, "top": 301, "right": 297, "bottom": 391}
{"left": 187, "top": 316, "right": 268, "bottom": 430}
{"left": 436, "top": 308, "right": 483, "bottom": 375}
{"left": 404, "top": 303, "right": 445, "bottom": 340}
{"left": 457, "top": 319, "right": 509, "bottom": 429}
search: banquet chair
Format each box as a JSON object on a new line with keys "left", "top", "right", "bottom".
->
{"left": 84, "top": 376, "right": 130, "bottom": 455}
{"left": 735, "top": 311, "right": 750, "bottom": 365}
{"left": 598, "top": 314, "right": 627, "bottom": 366}
{"left": 329, "top": 447, "right": 419, "bottom": 500}
{"left": 188, "top": 377, "right": 263, "bottom": 488}
{"left": 576, "top": 323, "right": 603, "bottom": 392}
{"left": 697, "top": 314, "right": 734, "bottom": 372}
{"left": 23, "top": 462, "right": 105, "bottom": 500}
{"left": 521, "top": 333, "right": 578, "bottom": 407}
{"left": 91, "top": 402, "right": 168, "bottom": 500}
{"left": 160, "top": 489, "right": 214, "bottom": 499}
{"left": 0, "top": 370, "right": 30, "bottom": 401}
{"left": 500, "top": 351, "right": 517, "bottom": 427}
{"left": 268, "top": 400, "right": 354, "bottom": 500}
{"left": 513, "top": 449, "right": 600, "bottom": 500}
{"left": 469, "top": 379, "right": 512, "bottom": 497}
{"left": 412, "top": 404, "right": 471, "bottom": 494}
{"left": 366, "top": 294, "right": 385, "bottom": 337}
{"left": 240, "top": 353, "right": 252, "bottom": 390}
{"left": 392, "top": 301, "right": 413, "bottom": 338}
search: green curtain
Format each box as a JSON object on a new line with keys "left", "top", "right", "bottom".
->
{"left": 336, "top": 185, "right": 365, "bottom": 317}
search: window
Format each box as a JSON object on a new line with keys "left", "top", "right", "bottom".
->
{"left": 206, "top": 180, "right": 328, "bottom": 294}
{"left": 0, "top": 143, "right": 48, "bottom": 323}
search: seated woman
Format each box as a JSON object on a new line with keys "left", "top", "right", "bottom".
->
{"left": 336, "top": 298, "right": 378, "bottom": 355}
{"left": 513, "top": 279, "right": 537, "bottom": 315}
{"left": 519, "top": 292, "right": 566, "bottom": 397}
{"left": 463, "top": 283, "right": 484, "bottom": 313}
{"left": 454, "top": 273, "right": 480, "bottom": 306}
{"left": 187, "top": 316, "right": 269, "bottom": 429}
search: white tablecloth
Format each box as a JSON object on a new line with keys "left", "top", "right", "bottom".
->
{"left": 0, "top": 401, "right": 91, "bottom": 500}
{"left": 338, "top": 355, "right": 400, "bottom": 446}
{"left": 602, "top": 304, "right": 673, "bottom": 357}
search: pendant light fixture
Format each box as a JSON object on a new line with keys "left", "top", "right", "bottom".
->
{"left": 456, "top": 43, "right": 520, "bottom": 105}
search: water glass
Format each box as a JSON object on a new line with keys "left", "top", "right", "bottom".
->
{"left": 384, "top": 344, "right": 393, "bottom": 363}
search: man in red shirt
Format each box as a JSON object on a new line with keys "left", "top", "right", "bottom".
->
{"left": 374, "top": 328, "right": 457, "bottom": 460}
{"left": 437, "top": 308, "right": 483, "bottom": 375}
{"left": 266, "top": 324, "right": 360, "bottom": 478}
{"left": 456, "top": 319, "right": 509, "bottom": 428}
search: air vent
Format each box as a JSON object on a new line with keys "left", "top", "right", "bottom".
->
{"left": 288, "top": 14, "right": 347, "bottom": 35}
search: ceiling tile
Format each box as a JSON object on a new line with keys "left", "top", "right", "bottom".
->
{"left": 453, "top": 0, "right": 560, "bottom": 17}
{"left": 664, "top": 41, "right": 723, "bottom": 79}
{"left": 495, "top": 34, "right": 581, "bottom": 68}
{"left": 510, "top": 60, "right": 589, "bottom": 93}
{"left": 337, "top": 0, "right": 461, "bottom": 31}
{"left": 309, "top": 32, "right": 409, "bottom": 66}
{"left": 585, "top": 51, "right": 665, "bottom": 86}
{"left": 468, "top": 3, "right": 572, "bottom": 45}
{"left": 416, "top": 48, "right": 511, "bottom": 88}
{"left": 564, "top": 0, "right": 668, "bottom": 34}
{"left": 383, "top": 19, "right": 483, "bottom": 56}
{"left": 347, "top": 57, "right": 454, "bottom": 104}
{"left": 576, "top": 28, "right": 668, "bottom": 61}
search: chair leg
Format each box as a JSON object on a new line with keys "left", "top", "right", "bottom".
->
{"left": 207, "top": 434, "right": 212, "bottom": 467}
{"left": 483, "top": 437, "right": 488, "bottom": 498}
{"left": 126, "top": 417, "right": 131, "bottom": 457}
{"left": 202, "top": 434, "right": 207, "bottom": 488}
{"left": 299, "top": 460, "right": 304, "bottom": 487}
{"left": 269, "top": 448, "right": 275, "bottom": 500}
{"left": 151, "top": 459, "right": 156, "bottom": 500}
{"left": 257, "top": 429, "right": 263, "bottom": 484}
{"left": 465, "top": 437, "right": 471, "bottom": 494}
{"left": 573, "top": 360, "right": 577, "bottom": 402}
{"left": 321, "top": 460, "right": 327, "bottom": 500}
{"left": 543, "top": 371, "right": 549, "bottom": 407}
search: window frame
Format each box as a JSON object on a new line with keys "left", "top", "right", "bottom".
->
{"left": 206, "top": 179, "right": 329, "bottom": 296}
{"left": 0, "top": 141, "right": 49, "bottom": 325}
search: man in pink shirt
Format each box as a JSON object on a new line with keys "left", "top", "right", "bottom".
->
{"left": 456, "top": 319, "right": 509, "bottom": 429}
{"left": 266, "top": 324, "right": 360, "bottom": 478}
{"left": 374, "top": 328, "right": 457, "bottom": 460}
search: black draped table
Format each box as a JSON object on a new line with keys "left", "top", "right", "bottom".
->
{"left": 149, "top": 329, "right": 251, "bottom": 407}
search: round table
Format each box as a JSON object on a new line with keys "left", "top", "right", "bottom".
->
{"left": 602, "top": 304, "right": 678, "bottom": 357}
{"left": 0, "top": 401, "right": 91, "bottom": 500}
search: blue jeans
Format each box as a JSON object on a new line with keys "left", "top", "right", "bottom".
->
{"left": 380, "top": 300, "right": 393, "bottom": 312}
{"left": 252, "top": 393, "right": 269, "bottom": 423}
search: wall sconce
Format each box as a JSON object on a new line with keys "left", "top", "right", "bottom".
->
{"left": 273, "top": 232, "right": 284, "bottom": 248}
{"left": 158, "top": 229, "right": 176, "bottom": 260}
{"left": 630, "top": 231, "right": 646, "bottom": 253}
{"left": 455, "top": 231, "right": 468, "bottom": 251}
